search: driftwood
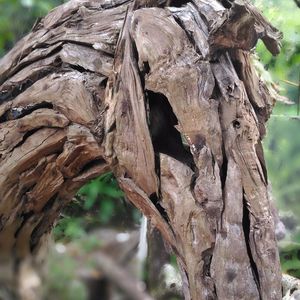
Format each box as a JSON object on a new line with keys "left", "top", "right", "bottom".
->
{"left": 0, "top": 0, "right": 283, "bottom": 299}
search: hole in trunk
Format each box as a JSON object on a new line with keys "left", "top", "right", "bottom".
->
{"left": 168, "top": 0, "right": 191, "bottom": 7}
{"left": 146, "top": 90, "right": 193, "bottom": 166}
{"left": 220, "top": 0, "right": 233, "bottom": 9}
{"left": 232, "top": 119, "right": 241, "bottom": 129}
{"left": 99, "top": 77, "right": 108, "bottom": 89}
{"left": 0, "top": 101, "right": 53, "bottom": 122}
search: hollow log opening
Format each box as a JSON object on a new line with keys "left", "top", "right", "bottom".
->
{"left": 147, "top": 90, "right": 193, "bottom": 166}
{"left": 0, "top": 0, "right": 283, "bottom": 299}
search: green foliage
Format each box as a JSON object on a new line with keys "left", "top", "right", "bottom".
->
{"left": 254, "top": 0, "right": 300, "bottom": 104}
{"left": 53, "top": 216, "right": 86, "bottom": 240}
{"left": 280, "top": 242, "right": 300, "bottom": 278}
{"left": 44, "top": 249, "right": 88, "bottom": 300}
{"left": 80, "top": 235, "right": 103, "bottom": 252}
{"left": 264, "top": 115, "right": 300, "bottom": 216}
{"left": 53, "top": 173, "right": 140, "bottom": 242}
{"left": 254, "top": 0, "right": 300, "bottom": 220}
{"left": 254, "top": 0, "right": 300, "bottom": 278}
{"left": 79, "top": 173, "right": 124, "bottom": 210}
{"left": 0, "top": 0, "right": 65, "bottom": 57}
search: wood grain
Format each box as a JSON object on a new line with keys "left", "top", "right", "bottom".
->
{"left": 0, "top": 0, "right": 283, "bottom": 299}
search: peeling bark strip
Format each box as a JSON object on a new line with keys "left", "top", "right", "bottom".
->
{"left": 0, "top": 0, "right": 282, "bottom": 299}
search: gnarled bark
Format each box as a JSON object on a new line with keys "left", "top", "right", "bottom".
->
{"left": 0, "top": 0, "right": 282, "bottom": 299}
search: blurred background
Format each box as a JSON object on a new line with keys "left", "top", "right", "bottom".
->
{"left": 0, "top": 0, "right": 299, "bottom": 299}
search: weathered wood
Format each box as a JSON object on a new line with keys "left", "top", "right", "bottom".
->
{"left": 0, "top": 0, "right": 283, "bottom": 299}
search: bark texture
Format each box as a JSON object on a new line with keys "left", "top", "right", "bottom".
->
{"left": 0, "top": 0, "right": 283, "bottom": 299}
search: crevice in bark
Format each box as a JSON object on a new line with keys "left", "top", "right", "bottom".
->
{"left": 41, "top": 193, "right": 58, "bottom": 213}
{"left": 100, "top": 0, "right": 131, "bottom": 10}
{"left": 141, "top": 61, "right": 150, "bottom": 75}
{"left": 65, "top": 63, "right": 87, "bottom": 73}
{"left": 202, "top": 247, "right": 214, "bottom": 277}
{"left": 80, "top": 159, "right": 108, "bottom": 175}
{"left": 219, "top": 0, "right": 233, "bottom": 9}
{"left": 37, "top": 12, "right": 77, "bottom": 31}
{"left": 213, "top": 85, "right": 228, "bottom": 190}
{"left": 131, "top": 38, "right": 148, "bottom": 90}
{"left": 13, "top": 128, "right": 42, "bottom": 149}
{"left": 190, "top": 1, "right": 211, "bottom": 29}
{"left": 172, "top": 15, "right": 201, "bottom": 56}
{"left": 230, "top": 53, "right": 243, "bottom": 80}
{"left": 106, "top": 120, "right": 116, "bottom": 134}
{"left": 0, "top": 101, "right": 54, "bottom": 122}
{"left": 149, "top": 193, "right": 169, "bottom": 222}
{"left": 0, "top": 44, "right": 64, "bottom": 88}
{"left": 190, "top": 171, "right": 198, "bottom": 197}
{"left": 99, "top": 77, "right": 108, "bottom": 89}
{"left": 203, "top": 246, "right": 217, "bottom": 300}
{"left": 229, "top": 53, "right": 266, "bottom": 115}
{"left": 60, "top": 40, "right": 115, "bottom": 58}
{"left": 0, "top": 215, "right": 5, "bottom": 232}
{"left": 30, "top": 196, "right": 60, "bottom": 252}
{"left": 219, "top": 155, "right": 228, "bottom": 190}
{"left": 153, "top": 152, "right": 161, "bottom": 187}
{"left": 169, "top": 0, "right": 191, "bottom": 8}
{"left": 255, "top": 142, "right": 268, "bottom": 183}
{"left": 0, "top": 68, "right": 58, "bottom": 104}
{"left": 242, "top": 196, "right": 261, "bottom": 296}
{"left": 14, "top": 212, "right": 34, "bottom": 239}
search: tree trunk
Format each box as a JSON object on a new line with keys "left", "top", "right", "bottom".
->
{"left": 0, "top": 0, "right": 283, "bottom": 299}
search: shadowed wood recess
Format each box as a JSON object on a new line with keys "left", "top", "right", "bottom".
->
{"left": 0, "top": 0, "right": 283, "bottom": 299}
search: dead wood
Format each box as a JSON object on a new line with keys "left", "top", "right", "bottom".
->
{"left": 0, "top": 0, "right": 283, "bottom": 299}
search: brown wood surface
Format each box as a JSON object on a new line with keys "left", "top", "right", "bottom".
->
{"left": 0, "top": 0, "right": 283, "bottom": 299}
